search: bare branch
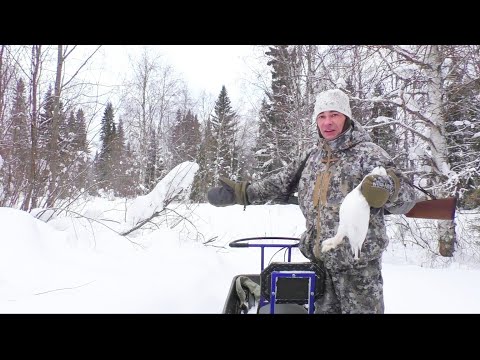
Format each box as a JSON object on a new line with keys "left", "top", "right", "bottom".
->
{"left": 363, "top": 118, "right": 433, "bottom": 146}
{"left": 34, "top": 280, "right": 96, "bottom": 296}
{"left": 62, "top": 45, "right": 102, "bottom": 89}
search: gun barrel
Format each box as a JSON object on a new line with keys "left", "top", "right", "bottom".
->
{"left": 404, "top": 197, "right": 457, "bottom": 220}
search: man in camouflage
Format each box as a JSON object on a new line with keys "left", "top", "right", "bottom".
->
{"left": 207, "top": 89, "right": 417, "bottom": 314}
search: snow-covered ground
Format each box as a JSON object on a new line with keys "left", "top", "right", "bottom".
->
{"left": 1, "top": 162, "right": 479, "bottom": 314}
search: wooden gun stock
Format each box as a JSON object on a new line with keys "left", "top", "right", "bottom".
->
{"left": 403, "top": 197, "right": 457, "bottom": 220}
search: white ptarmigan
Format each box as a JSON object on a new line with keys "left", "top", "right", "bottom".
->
{"left": 321, "top": 166, "right": 387, "bottom": 260}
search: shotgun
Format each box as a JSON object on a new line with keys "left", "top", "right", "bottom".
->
{"left": 402, "top": 197, "right": 457, "bottom": 220}
{"left": 396, "top": 176, "right": 458, "bottom": 220}
{"left": 285, "top": 163, "right": 458, "bottom": 220}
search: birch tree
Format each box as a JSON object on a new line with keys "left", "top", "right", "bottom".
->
{"left": 366, "top": 45, "right": 480, "bottom": 256}
{"left": 120, "top": 48, "right": 182, "bottom": 192}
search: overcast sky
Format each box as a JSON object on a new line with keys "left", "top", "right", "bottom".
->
{"left": 92, "top": 45, "right": 265, "bottom": 107}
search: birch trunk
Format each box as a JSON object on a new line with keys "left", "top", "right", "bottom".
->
{"left": 424, "top": 45, "right": 456, "bottom": 257}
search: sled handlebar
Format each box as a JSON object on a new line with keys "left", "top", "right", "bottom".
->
{"left": 229, "top": 236, "right": 300, "bottom": 248}
{"left": 229, "top": 237, "right": 300, "bottom": 272}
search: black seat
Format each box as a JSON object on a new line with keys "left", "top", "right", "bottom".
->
{"left": 258, "top": 303, "right": 308, "bottom": 314}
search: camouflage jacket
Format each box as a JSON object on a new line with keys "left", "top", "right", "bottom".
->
{"left": 247, "top": 121, "right": 417, "bottom": 271}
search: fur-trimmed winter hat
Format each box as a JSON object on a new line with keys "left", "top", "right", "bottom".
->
{"left": 313, "top": 89, "right": 352, "bottom": 121}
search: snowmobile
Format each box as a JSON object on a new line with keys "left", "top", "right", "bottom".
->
{"left": 222, "top": 236, "right": 325, "bottom": 314}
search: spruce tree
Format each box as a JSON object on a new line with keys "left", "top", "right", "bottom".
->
{"left": 171, "top": 109, "right": 201, "bottom": 167}
{"left": 209, "top": 86, "right": 238, "bottom": 182}
{"left": 253, "top": 97, "right": 276, "bottom": 178}
{"left": 111, "top": 118, "right": 133, "bottom": 196}
{"left": 262, "top": 45, "right": 298, "bottom": 174}
{"left": 96, "top": 102, "right": 116, "bottom": 191}
{"left": 190, "top": 117, "right": 215, "bottom": 202}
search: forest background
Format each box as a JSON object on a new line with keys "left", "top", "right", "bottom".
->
{"left": 0, "top": 45, "right": 479, "bottom": 262}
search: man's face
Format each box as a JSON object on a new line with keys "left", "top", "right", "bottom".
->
{"left": 316, "top": 111, "right": 347, "bottom": 140}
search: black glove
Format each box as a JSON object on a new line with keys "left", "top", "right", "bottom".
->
{"left": 207, "top": 177, "right": 250, "bottom": 207}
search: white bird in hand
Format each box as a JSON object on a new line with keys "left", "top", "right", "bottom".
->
{"left": 321, "top": 166, "right": 387, "bottom": 260}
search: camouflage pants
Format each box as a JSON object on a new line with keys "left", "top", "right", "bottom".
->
{"left": 314, "top": 259, "right": 384, "bottom": 314}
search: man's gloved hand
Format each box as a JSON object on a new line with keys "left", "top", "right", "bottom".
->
{"left": 207, "top": 177, "right": 250, "bottom": 207}
{"left": 361, "top": 169, "right": 400, "bottom": 208}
